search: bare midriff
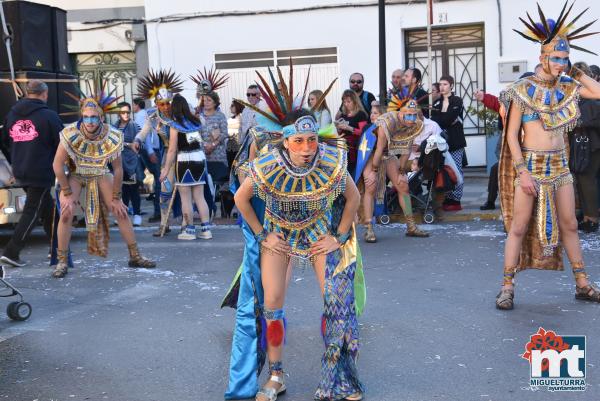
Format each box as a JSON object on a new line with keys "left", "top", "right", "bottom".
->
{"left": 521, "top": 121, "right": 565, "bottom": 150}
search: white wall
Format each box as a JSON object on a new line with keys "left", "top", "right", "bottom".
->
{"left": 33, "top": 0, "right": 143, "bottom": 9}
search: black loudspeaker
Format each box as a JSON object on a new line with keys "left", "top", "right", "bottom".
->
{"left": 56, "top": 73, "right": 79, "bottom": 123}
{"left": 0, "top": 1, "right": 54, "bottom": 72}
{"left": 0, "top": 71, "right": 59, "bottom": 123}
{"left": 52, "top": 7, "right": 71, "bottom": 73}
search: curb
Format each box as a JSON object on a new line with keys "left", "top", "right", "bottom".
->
{"left": 385, "top": 210, "right": 501, "bottom": 224}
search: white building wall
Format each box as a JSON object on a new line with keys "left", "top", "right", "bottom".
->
{"left": 143, "top": 0, "right": 600, "bottom": 165}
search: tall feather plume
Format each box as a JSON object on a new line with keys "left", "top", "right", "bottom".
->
{"left": 513, "top": 1, "right": 598, "bottom": 55}
{"left": 311, "top": 78, "right": 338, "bottom": 112}
{"left": 190, "top": 66, "right": 229, "bottom": 92}
{"left": 255, "top": 71, "right": 285, "bottom": 120}
{"left": 137, "top": 68, "right": 183, "bottom": 100}
{"left": 276, "top": 65, "right": 292, "bottom": 112}
{"left": 267, "top": 67, "right": 287, "bottom": 115}
{"left": 288, "top": 58, "right": 294, "bottom": 109}
{"left": 61, "top": 80, "right": 123, "bottom": 116}
{"left": 298, "top": 65, "right": 312, "bottom": 112}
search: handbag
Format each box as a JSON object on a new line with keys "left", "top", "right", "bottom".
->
{"left": 570, "top": 133, "right": 591, "bottom": 173}
{"left": 434, "top": 165, "right": 458, "bottom": 192}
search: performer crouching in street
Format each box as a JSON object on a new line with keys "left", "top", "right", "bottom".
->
{"left": 51, "top": 90, "right": 155, "bottom": 278}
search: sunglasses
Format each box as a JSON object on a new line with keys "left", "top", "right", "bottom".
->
{"left": 246, "top": 93, "right": 259, "bottom": 97}
{"left": 403, "top": 114, "right": 418, "bottom": 122}
{"left": 350, "top": 80, "right": 363, "bottom": 84}
{"left": 549, "top": 56, "right": 570, "bottom": 66}
{"left": 82, "top": 116, "right": 100, "bottom": 124}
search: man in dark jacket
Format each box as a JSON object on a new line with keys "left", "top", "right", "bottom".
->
{"left": 0, "top": 80, "right": 63, "bottom": 267}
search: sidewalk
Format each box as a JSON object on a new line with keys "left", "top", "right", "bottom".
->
{"left": 136, "top": 168, "right": 501, "bottom": 227}
{"left": 387, "top": 167, "right": 502, "bottom": 224}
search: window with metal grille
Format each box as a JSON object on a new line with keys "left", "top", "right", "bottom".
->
{"left": 215, "top": 47, "right": 337, "bottom": 70}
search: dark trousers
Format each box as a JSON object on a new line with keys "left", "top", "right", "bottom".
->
{"left": 487, "top": 162, "right": 499, "bottom": 204}
{"left": 140, "top": 148, "right": 161, "bottom": 217}
{"left": 576, "top": 149, "right": 600, "bottom": 218}
{"left": 3, "top": 186, "right": 54, "bottom": 259}
{"left": 122, "top": 183, "right": 141, "bottom": 215}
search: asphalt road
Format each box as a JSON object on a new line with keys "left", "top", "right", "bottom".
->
{"left": 0, "top": 221, "right": 599, "bottom": 401}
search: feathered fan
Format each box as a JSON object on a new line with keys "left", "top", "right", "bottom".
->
{"left": 137, "top": 69, "right": 184, "bottom": 100}
{"left": 61, "top": 80, "right": 122, "bottom": 116}
{"left": 234, "top": 58, "right": 338, "bottom": 126}
{"left": 513, "top": 0, "right": 599, "bottom": 55}
{"left": 190, "top": 66, "right": 229, "bottom": 95}
{"left": 386, "top": 83, "right": 428, "bottom": 112}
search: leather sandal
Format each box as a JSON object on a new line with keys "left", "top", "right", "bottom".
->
{"left": 575, "top": 283, "right": 600, "bottom": 302}
{"left": 496, "top": 288, "right": 514, "bottom": 310}
{"left": 256, "top": 374, "right": 286, "bottom": 401}
{"left": 52, "top": 262, "right": 68, "bottom": 278}
{"left": 364, "top": 224, "right": 377, "bottom": 243}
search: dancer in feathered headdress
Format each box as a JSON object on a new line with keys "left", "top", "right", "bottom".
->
{"left": 222, "top": 59, "right": 365, "bottom": 401}
{"left": 228, "top": 58, "right": 339, "bottom": 191}
{"left": 355, "top": 85, "right": 430, "bottom": 240}
{"left": 190, "top": 67, "right": 230, "bottom": 220}
{"left": 496, "top": 1, "right": 600, "bottom": 311}
{"left": 51, "top": 84, "right": 156, "bottom": 278}
{"left": 134, "top": 69, "right": 183, "bottom": 237}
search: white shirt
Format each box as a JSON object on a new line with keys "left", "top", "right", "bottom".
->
{"left": 410, "top": 117, "right": 442, "bottom": 160}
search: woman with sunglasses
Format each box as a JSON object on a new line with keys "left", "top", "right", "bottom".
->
{"left": 496, "top": 1, "right": 600, "bottom": 310}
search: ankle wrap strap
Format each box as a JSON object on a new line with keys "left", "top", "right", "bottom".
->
{"left": 269, "top": 361, "right": 283, "bottom": 374}
{"left": 263, "top": 308, "right": 285, "bottom": 320}
{"left": 571, "top": 260, "right": 587, "bottom": 280}
{"left": 503, "top": 265, "right": 517, "bottom": 285}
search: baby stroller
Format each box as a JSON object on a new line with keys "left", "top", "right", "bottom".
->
{"left": 381, "top": 168, "right": 437, "bottom": 224}
{"left": 0, "top": 265, "right": 32, "bottom": 321}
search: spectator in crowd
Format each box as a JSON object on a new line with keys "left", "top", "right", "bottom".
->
{"left": 240, "top": 84, "right": 261, "bottom": 141}
{"left": 347, "top": 72, "right": 376, "bottom": 115}
{"left": 228, "top": 100, "right": 244, "bottom": 162}
{"left": 132, "top": 97, "right": 147, "bottom": 129}
{"left": 431, "top": 75, "right": 466, "bottom": 211}
{"left": 161, "top": 95, "right": 212, "bottom": 240}
{"left": 402, "top": 67, "right": 429, "bottom": 117}
{"left": 0, "top": 80, "right": 63, "bottom": 267}
{"left": 335, "top": 89, "right": 368, "bottom": 175}
{"left": 308, "top": 89, "right": 332, "bottom": 127}
{"left": 114, "top": 102, "right": 142, "bottom": 227}
{"left": 571, "top": 62, "right": 600, "bottom": 233}
{"left": 199, "top": 90, "right": 229, "bottom": 192}
{"left": 135, "top": 97, "right": 161, "bottom": 222}
{"left": 431, "top": 82, "right": 441, "bottom": 103}
{"left": 387, "top": 68, "right": 404, "bottom": 100}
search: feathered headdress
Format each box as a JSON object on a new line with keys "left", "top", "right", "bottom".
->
{"left": 513, "top": 1, "right": 599, "bottom": 55}
{"left": 137, "top": 69, "right": 183, "bottom": 102}
{"left": 387, "top": 83, "right": 425, "bottom": 113}
{"left": 62, "top": 80, "right": 122, "bottom": 116}
{"left": 235, "top": 58, "right": 337, "bottom": 129}
{"left": 191, "top": 67, "right": 229, "bottom": 96}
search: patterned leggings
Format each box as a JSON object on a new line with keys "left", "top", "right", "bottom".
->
{"left": 447, "top": 148, "right": 465, "bottom": 202}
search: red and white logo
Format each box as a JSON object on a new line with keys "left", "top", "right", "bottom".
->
{"left": 10, "top": 120, "right": 39, "bottom": 142}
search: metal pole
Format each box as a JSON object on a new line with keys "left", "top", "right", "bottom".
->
{"left": 378, "top": 0, "right": 387, "bottom": 106}
{"left": 426, "top": 0, "right": 433, "bottom": 108}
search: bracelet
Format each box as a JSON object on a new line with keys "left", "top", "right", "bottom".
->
{"left": 254, "top": 229, "right": 268, "bottom": 244}
{"left": 61, "top": 186, "right": 73, "bottom": 196}
{"left": 112, "top": 191, "right": 122, "bottom": 200}
{"left": 335, "top": 231, "right": 351, "bottom": 246}
{"left": 513, "top": 159, "right": 526, "bottom": 171}
{"left": 570, "top": 65, "right": 584, "bottom": 81}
